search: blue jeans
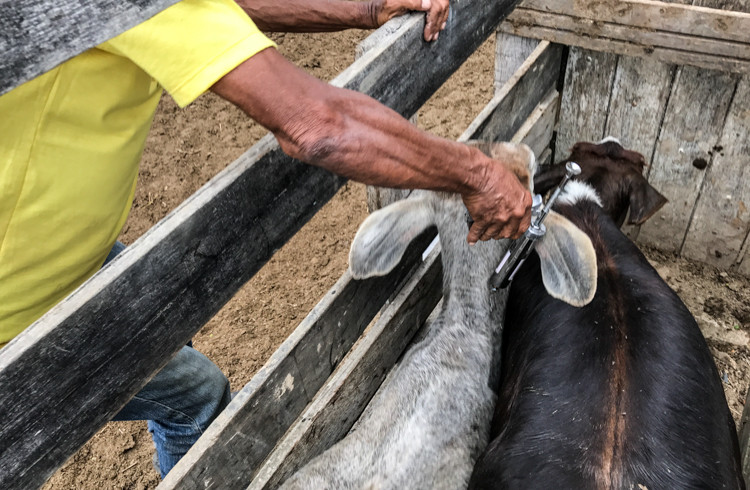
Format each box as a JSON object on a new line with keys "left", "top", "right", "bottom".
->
{"left": 105, "top": 241, "right": 231, "bottom": 477}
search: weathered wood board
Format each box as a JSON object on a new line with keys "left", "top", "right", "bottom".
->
{"left": 1, "top": 0, "right": 181, "bottom": 96}
{"left": 515, "top": 0, "right": 750, "bottom": 43}
{"left": 510, "top": 89, "right": 559, "bottom": 157}
{"left": 638, "top": 72, "right": 738, "bottom": 251}
{"left": 682, "top": 75, "right": 750, "bottom": 268}
{"left": 555, "top": 48, "right": 619, "bottom": 162}
{"left": 500, "top": 0, "right": 750, "bottom": 74}
{"left": 604, "top": 55, "right": 675, "bottom": 239}
{"left": 494, "top": 33, "right": 540, "bottom": 90}
{"left": 627, "top": 65, "right": 737, "bottom": 251}
{"left": 461, "top": 41, "right": 563, "bottom": 144}
{"left": 0, "top": 2, "right": 527, "bottom": 487}
{"left": 604, "top": 57, "right": 675, "bottom": 162}
{"left": 247, "top": 247, "right": 444, "bottom": 489}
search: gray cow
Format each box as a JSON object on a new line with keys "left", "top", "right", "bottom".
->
{"left": 279, "top": 141, "right": 596, "bottom": 490}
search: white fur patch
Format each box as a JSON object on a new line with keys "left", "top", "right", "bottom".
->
{"left": 598, "top": 135, "right": 621, "bottom": 145}
{"left": 557, "top": 180, "right": 603, "bottom": 208}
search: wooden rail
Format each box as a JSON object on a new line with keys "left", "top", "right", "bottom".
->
{"left": 500, "top": 0, "right": 750, "bottom": 74}
{"left": 0, "top": 0, "right": 181, "bottom": 96}
{"left": 0, "top": 1, "right": 524, "bottom": 488}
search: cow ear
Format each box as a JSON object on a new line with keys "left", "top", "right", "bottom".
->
{"left": 349, "top": 195, "right": 434, "bottom": 279}
{"left": 627, "top": 174, "right": 668, "bottom": 225}
{"left": 535, "top": 212, "right": 597, "bottom": 307}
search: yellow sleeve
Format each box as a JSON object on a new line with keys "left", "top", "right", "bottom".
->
{"left": 99, "top": 0, "right": 276, "bottom": 107}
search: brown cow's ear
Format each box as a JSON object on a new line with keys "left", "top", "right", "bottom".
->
{"left": 627, "top": 175, "right": 668, "bottom": 225}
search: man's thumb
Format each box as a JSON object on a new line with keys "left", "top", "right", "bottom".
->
{"left": 420, "top": 0, "right": 432, "bottom": 11}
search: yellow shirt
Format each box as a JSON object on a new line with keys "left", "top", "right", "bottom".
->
{"left": 0, "top": 0, "right": 275, "bottom": 345}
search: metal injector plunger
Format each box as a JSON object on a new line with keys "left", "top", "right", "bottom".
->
{"left": 489, "top": 161, "right": 582, "bottom": 290}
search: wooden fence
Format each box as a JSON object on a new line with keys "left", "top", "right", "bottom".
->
{"left": 1, "top": 0, "right": 749, "bottom": 489}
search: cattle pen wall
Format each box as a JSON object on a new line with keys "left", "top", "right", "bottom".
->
{"left": 0, "top": 0, "right": 749, "bottom": 489}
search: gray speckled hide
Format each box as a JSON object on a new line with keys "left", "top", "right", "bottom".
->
{"left": 279, "top": 143, "right": 536, "bottom": 490}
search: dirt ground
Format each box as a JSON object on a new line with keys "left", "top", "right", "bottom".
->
{"left": 43, "top": 29, "right": 750, "bottom": 490}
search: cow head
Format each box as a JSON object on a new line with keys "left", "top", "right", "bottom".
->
{"left": 535, "top": 137, "right": 668, "bottom": 227}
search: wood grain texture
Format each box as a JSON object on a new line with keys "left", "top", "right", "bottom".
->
{"left": 499, "top": 22, "right": 750, "bottom": 74}
{"left": 605, "top": 56, "right": 675, "bottom": 240}
{"left": 0, "top": 2, "right": 525, "bottom": 486}
{"left": 514, "top": 0, "right": 750, "bottom": 43}
{"left": 682, "top": 74, "right": 750, "bottom": 268}
{"left": 638, "top": 0, "right": 745, "bottom": 253}
{"left": 510, "top": 89, "right": 559, "bottom": 157}
{"left": 680, "top": 0, "right": 750, "bottom": 269}
{"left": 247, "top": 247, "right": 443, "bottom": 490}
{"left": 500, "top": 2, "right": 750, "bottom": 70}
{"left": 555, "top": 48, "right": 618, "bottom": 162}
{"left": 494, "top": 32, "right": 540, "bottom": 90}
{"left": 740, "top": 236, "right": 750, "bottom": 275}
{"left": 637, "top": 66, "right": 737, "bottom": 251}
{"left": 1, "top": 0, "right": 180, "bottom": 96}
{"left": 461, "top": 41, "right": 563, "bottom": 144}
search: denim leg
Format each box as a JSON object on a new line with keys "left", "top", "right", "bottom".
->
{"left": 113, "top": 346, "right": 231, "bottom": 477}
{"left": 105, "top": 241, "right": 230, "bottom": 477}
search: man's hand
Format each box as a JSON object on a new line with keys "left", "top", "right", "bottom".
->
{"left": 373, "top": 0, "right": 450, "bottom": 41}
{"left": 462, "top": 159, "right": 532, "bottom": 244}
{"left": 212, "top": 49, "right": 531, "bottom": 241}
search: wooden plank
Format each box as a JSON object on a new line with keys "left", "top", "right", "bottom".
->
{"left": 510, "top": 89, "right": 559, "bottom": 157}
{"left": 605, "top": 57, "right": 675, "bottom": 167}
{"left": 513, "top": 0, "right": 750, "bottom": 43}
{"left": 499, "top": 22, "right": 750, "bottom": 74}
{"left": 247, "top": 247, "right": 443, "bottom": 490}
{"left": 555, "top": 48, "right": 619, "bottom": 162}
{"left": 682, "top": 76, "right": 750, "bottom": 268}
{"left": 494, "top": 32, "right": 540, "bottom": 90}
{"left": 740, "top": 385, "right": 750, "bottom": 480}
{"left": 740, "top": 233, "right": 750, "bottom": 276}
{"left": 0, "top": 2, "right": 525, "bottom": 487}
{"left": 461, "top": 41, "right": 564, "bottom": 143}
{"left": 503, "top": 6, "right": 750, "bottom": 58}
{"left": 1, "top": 0, "right": 181, "bottom": 96}
{"left": 243, "top": 85, "right": 566, "bottom": 490}
{"left": 606, "top": 55, "right": 675, "bottom": 240}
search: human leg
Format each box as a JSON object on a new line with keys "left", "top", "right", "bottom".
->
{"left": 105, "top": 241, "right": 230, "bottom": 477}
{"left": 113, "top": 346, "right": 231, "bottom": 477}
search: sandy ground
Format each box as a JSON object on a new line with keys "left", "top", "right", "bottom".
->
{"left": 43, "top": 28, "right": 750, "bottom": 490}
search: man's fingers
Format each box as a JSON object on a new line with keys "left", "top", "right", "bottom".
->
{"left": 423, "top": 0, "right": 448, "bottom": 41}
{"left": 467, "top": 221, "right": 487, "bottom": 245}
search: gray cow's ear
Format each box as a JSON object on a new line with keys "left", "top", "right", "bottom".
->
{"left": 349, "top": 196, "right": 434, "bottom": 279}
{"left": 535, "top": 212, "right": 597, "bottom": 307}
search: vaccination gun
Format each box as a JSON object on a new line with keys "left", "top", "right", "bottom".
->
{"left": 489, "top": 161, "right": 581, "bottom": 290}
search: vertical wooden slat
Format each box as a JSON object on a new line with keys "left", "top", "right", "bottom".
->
{"left": 604, "top": 57, "right": 675, "bottom": 162}
{"left": 605, "top": 56, "right": 675, "bottom": 238}
{"left": 555, "top": 48, "right": 618, "bottom": 162}
{"left": 494, "top": 32, "right": 540, "bottom": 91}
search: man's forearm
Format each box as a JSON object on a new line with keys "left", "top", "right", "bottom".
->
{"left": 211, "top": 48, "right": 531, "bottom": 242}
{"left": 236, "top": 0, "right": 377, "bottom": 32}
{"left": 212, "top": 48, "right": 483, "bottom": 194}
